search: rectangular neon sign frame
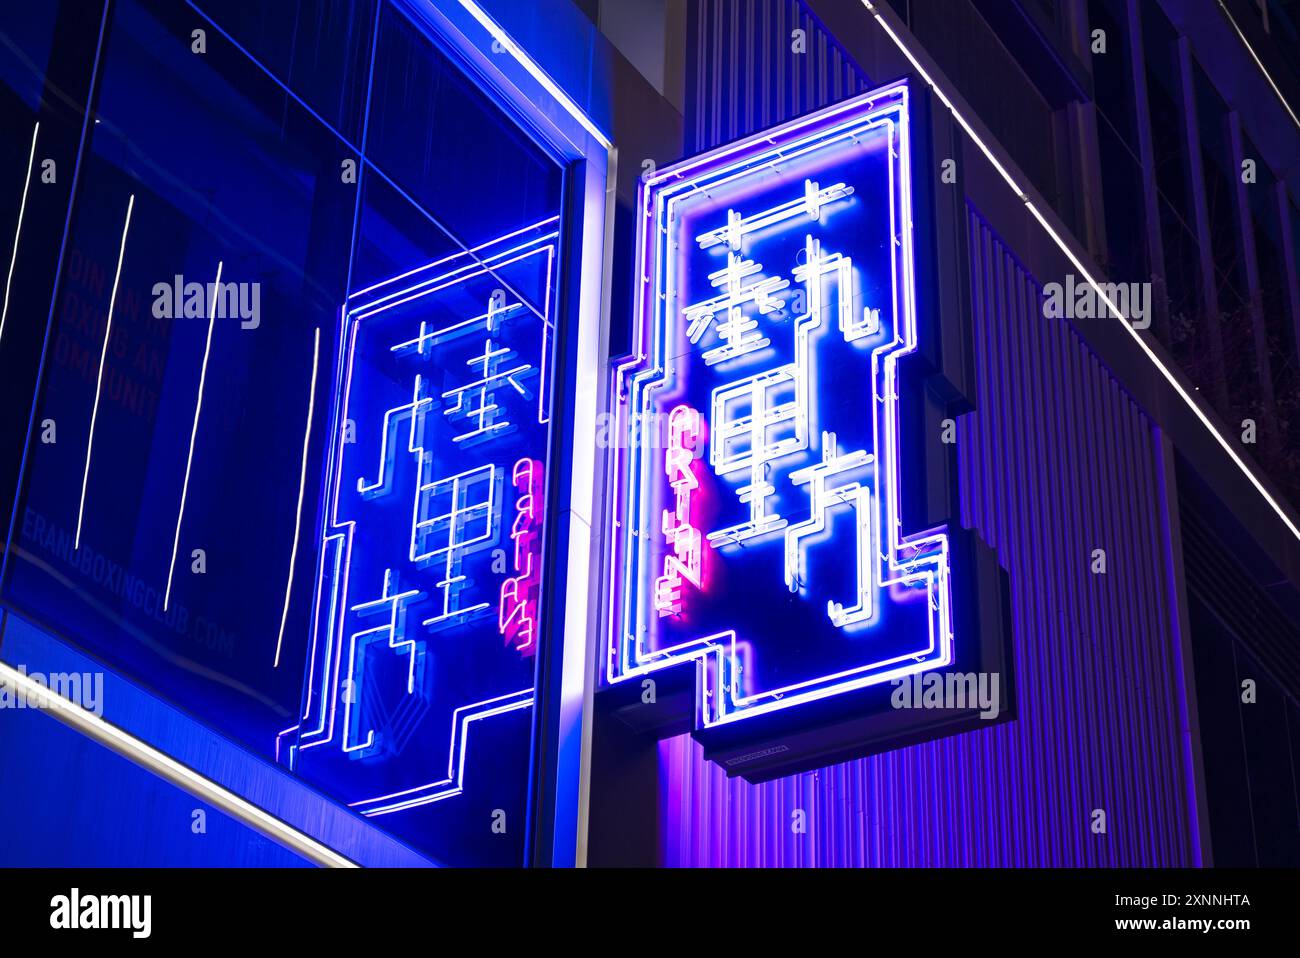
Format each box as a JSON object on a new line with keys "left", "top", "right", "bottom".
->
{"left": 604, "top": 82, "right": 956, "bottom": 732}
{"left": 284, "top": 224, "right": 558, "bottom": 822}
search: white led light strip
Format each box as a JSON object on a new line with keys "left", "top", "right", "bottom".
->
{"left": 1215, "top": 0, "right": 1300, "bottom": 131}
{"left": 0, "top": 122, "right": 38, "bottom": 346}
{"left": 75, "top": 193, "right": 134, "bottom": 551}
{"left": 457, "top": 0, "right": 612, "bottom": 149}
{"left": 0, "top": 660, "right": 356, "bottom": 868}
{"left": 860, "top": 0, "right": 1300, "bottom": 544}
{"left": 164, "top": 260, "right": 223, "bottom": 611}
{"left": 274, "top": 326, "right": 321, "bottom": 668}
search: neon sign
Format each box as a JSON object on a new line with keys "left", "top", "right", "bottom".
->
{"left": 605, "top": 83, "right": 958, "bottom": 748}
{"left": 653, "top": 406, "right": 704, "bottom": 617}
{"left": 281, "top": 221, "right": 555, "bottom": 837}
{"left": 500, "top": 457, "right": 543, "bottom": 655}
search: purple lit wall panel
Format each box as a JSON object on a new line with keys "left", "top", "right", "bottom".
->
{"left": 657, "top": 207, "right": 1199, "bottom": 866}
{"left": 685, "top": 0, "right": 868, "bottom": 154}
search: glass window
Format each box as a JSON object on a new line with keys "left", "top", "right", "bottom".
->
{"left": 0, "top": 3, "right": 101, "bottom": 564}
{"left": 191, "top": 0, "right": 379, "bottom": 142}
{"left": 1, "top": 0, "right": 573, "bottom": 866}
{"left": 1189, "top": 62, "right": 1258, "bottom": 414}
{"left": 4, "top": 0, "right": 357, "bottom": 750}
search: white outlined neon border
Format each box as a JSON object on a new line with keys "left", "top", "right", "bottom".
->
{"left": 605, "top": 82, "right": 955, "bottom": 730}
{"left": 283, "top": 225, "right": 556, "bottom": 815}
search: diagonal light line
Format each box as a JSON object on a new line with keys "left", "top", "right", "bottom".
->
{"left": 0, "top": 0, "right": 110, "bottom": 589}
{"left": 165, "top": 260, "right": 222, "bottom": 612}
{"left": 860, "top": 0, "right": 1300, "bottom": 545}
{"left": 275, "top": 325, "right": 321, "bottom": 667}
{"left": 1215, "top": 0, "right": 1300, "bottom": 131}
{"left": 75, "top": 193, "right": 134, "bottom": 550}
{"left": 0, "top": 660, "right": 355, "bottom": 868}
{"left": 0, "top": 121, "right": 39, "bottom": 346}
{"left": 457, "top": 0, "right": 612, "bottom": 149}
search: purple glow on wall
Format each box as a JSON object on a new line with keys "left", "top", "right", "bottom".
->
{"left": 657, "top": 207, "right": 1201, "bottom": 867}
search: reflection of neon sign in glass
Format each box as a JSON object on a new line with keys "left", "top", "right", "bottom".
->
{"left": 281, "top": 222, "right": 555, "bottom": 817}
{"left": 500, "top": 457, "right": 543, "bottom": 655}
{"left": 606, "top": 83, "right": 955, "bottom": 730}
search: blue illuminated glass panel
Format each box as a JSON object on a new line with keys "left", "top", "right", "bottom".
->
{"left": 285, "top": 219, "right": 559, "bottom": 863}
{"left": 3, "top": 0, "right": 355, "bottom": 751}
{"left": 606, "top": 84, "right": 955, "bottom": 730}
{"left": 0, "top": 0, "right": 570, "bottom": 866}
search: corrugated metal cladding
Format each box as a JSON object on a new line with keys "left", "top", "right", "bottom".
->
{"left": 685, "top": 0, "right": 868, "bottom": 153}
{"left": 657, "top": 204, "right": 1200, "bottom": 865}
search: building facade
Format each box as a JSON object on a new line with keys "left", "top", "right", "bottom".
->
{"left": 0, "top": 0, "right": 1296, "bottom": 867}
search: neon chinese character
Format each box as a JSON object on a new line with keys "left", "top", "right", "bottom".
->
{"left": 707, "top": 368, "right": 802, "bottom": 545}
{"left": 784, "top": 431, "right": 874, "bottom": 627}
{"left": 683, "top": 253, "right": 789, "bottom": 366}
{"left": 394, "top": 293, "right": 538, "bottom": 445}
{"left": 343, "top": 569, "right": 424, "bottom": 754}
{"left": 653, "top": 405, "right": 703, "bottom": 616}
{"left": 416, "top": 462, "right": 498, "bottom": 631}
{"left": 499, "top": 457, "right": 543, "bottom": 655}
